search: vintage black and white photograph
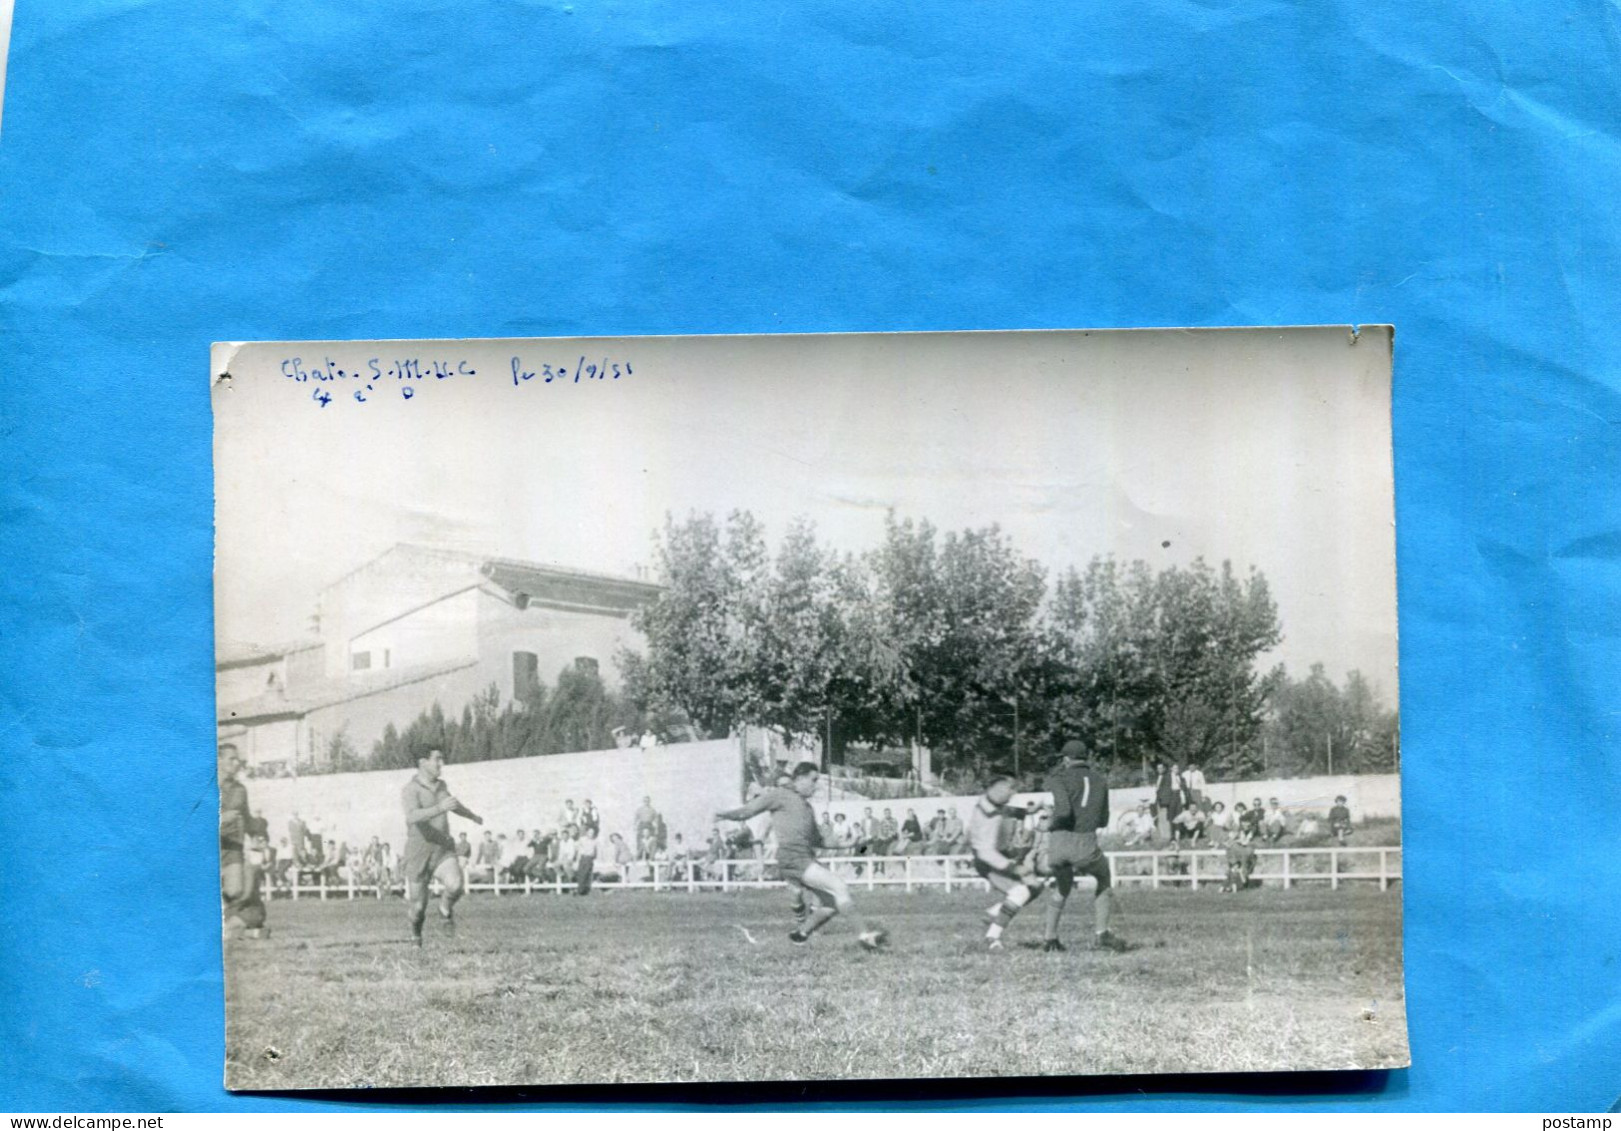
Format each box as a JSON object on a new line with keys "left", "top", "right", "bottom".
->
{"left": 212, "top": 327, "right": 1406, "bottom": 1089}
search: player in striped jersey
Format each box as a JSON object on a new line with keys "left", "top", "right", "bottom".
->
{"left": 967, "top": 774, "right": 1044, "bottom": 951}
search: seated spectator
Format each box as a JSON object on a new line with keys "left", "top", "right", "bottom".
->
{"left": 668, "top": 833, "right": 691, "bottom": 870}
{"left": 704, "top": 826, "right": 727, "bottom": 880}
{"left": 1208, "top": 801, "right": 1233, "bottom": 843}
{"left": 1263, "top": 798, "right": 1288, "bottom": 843}
{"left": 503, "top": 828, "right": 531, "bottom": 883}
{"left": 939, "top": 808, "right": 965, "bottom": 854}
{"left": 555, "top": 825, "right": 580, "bottom": 882}
{"left": 456, "top": 831, "right": 473, "bottom": 868}
{"left": 901, "top": 807, "right": 923, "bottom": 843}
{"left": 817, "top": 812, "right": 835, "bottom": 850}
{"left": 1241, "top": 799, "right": 1265, "bottom": 838}
{"left": 469, "top": 830, "right": 499, "bottom": 883}
{"left": 272, "top": 837, "right": 294, "bottom": 886}
{"left": 321, "top": 839, "right": 346, "bottom": 885}
{"left": 1296, "top": 814, "right": 1322, "bottom": 839}
{"left": 830, "top": 813, "right": 852, "bottom": 854}
{"left": 875, "top": 808, "right": 898, "bottom": 857}
{"left": 607, "top": 832, "right": 634, "bottom": 881}
{"left": 1173, "top": 804, "right": 1206, "bottom": 845}
{"left": 1121, "top": 800, "right": 1156, "bottom": 846}
{"left": 1329, "top": 795, "right": 1354, "bottom": 844}
{"left": 857, "top": 807, "right": 878, "bottom": 856}
{"left": 525, "top": 832, "right": 556, "bottom": 882}
{"left": 539, "top": 830, "right": 564, "bottom": 882}
{"left": 924, "top": 809, "right": 950, "bottom": 854}
{"left": 649, "top": 839, "right": 671, "bottom": 885}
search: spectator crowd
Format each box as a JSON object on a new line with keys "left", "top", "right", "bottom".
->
{"left": 244, "top": 769, "right": 1359, "bottom": 899}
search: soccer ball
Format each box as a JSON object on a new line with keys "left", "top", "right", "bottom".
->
{"left": 857, "top": 927, "right": 890, "bottom": 951}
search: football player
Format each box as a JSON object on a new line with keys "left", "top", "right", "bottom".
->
{"left": 966, "top": 774, "right": 1044, "bottom": 951}
{"left": 717, "top": 761, "right": 888, "bottom": 949}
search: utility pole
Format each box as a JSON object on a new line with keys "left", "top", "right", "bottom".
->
{"left": 1327, "top": 733, "right": 1334, "bottom": 776}
{"left": 1012, "top": 698, "right": 1021, "bottom": 778}
{"left": 825, "top": 709, "right": 834, "bottom": 801}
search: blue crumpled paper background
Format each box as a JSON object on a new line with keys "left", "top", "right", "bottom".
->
{"left": 1, "top": 0, "right": 1617, "bottom": 1113}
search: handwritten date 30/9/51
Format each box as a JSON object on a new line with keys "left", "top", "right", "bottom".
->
{"left": 279, "top": 355, "right": 633, "bottom": 408}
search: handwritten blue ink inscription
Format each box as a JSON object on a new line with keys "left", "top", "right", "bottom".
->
{"left": 279, "top": 354, "right": 633, "bottom": 408}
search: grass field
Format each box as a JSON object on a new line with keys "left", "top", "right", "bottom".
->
{"left": 224, "top": 886, "right": 1407, "bottom": 1090}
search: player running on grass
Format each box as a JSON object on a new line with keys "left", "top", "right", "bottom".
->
{"left": 967, "top": 773, "right": 1045, "bottom": 951}
{"left": 1042, "top": 739, "right": 1130, "bottom": 953}
{"left": 716, "top": 761, "right": 887, "bottom": 948}
{"left": 401, "top": 747, "right": 484, "bottom": 945}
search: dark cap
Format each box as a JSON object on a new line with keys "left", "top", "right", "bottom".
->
{"left": 1058, "top": 739, "right": 1088, "bottom": 761}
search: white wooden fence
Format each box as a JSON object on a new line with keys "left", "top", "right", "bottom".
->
{"left": 265, "top": 845, "right": 1400, "bottom": 900}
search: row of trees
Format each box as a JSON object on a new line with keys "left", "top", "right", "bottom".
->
{"left": 620, "top": 510, "right": 1398, "bottom": 781}
{"left": 311, "top": 663, "right": 643, "bottom": 774}
{"left": 304, "top": 509, "right": 1396, "bottom": 784}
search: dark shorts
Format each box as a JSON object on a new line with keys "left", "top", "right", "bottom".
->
{"left": 776, "top": 851, "right": 815, "bottom": 883}
{"left": 973, "top": 857, "right": 1017, "bottom": 881}
{"left": 403, "top": 841, "right": 457, "bottom": 886}
{"left": 1046, "top": 830, "right": 1111, "bottom": 890}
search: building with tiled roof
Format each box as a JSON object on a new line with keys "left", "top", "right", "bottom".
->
{"left": 216, "top": 544, "right": 661, "bottom": 774}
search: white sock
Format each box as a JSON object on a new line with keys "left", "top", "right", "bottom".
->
{"left": 987, "top": 922, "right": 1004, "bottom": 940}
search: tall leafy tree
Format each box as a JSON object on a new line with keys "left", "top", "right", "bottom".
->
{"left": 626, "top": 512, "right": 747, "bottom": 738}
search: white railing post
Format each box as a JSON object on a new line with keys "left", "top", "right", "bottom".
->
{"left": 1151, "top": 852, "right": 1161, "bottom": 890}
{"left": 1380, "top": 848, "right": 1388, "bottom": 891}
{"left": 686, "top": 859, "right": 697, "bottom": 894}
{"left": 1331, "top": 848, "right": 1339, "bottom": 890}
{"left": 346, "top": 870, "right": 355, "bottom": 901}
{"left": 942, "top": 856, "right": 953, "bottom": 893}
{"left": 1191, "top": 852, "right": 1200, "bottom": 891}
{"left": 867, "top": 858, "right": 876, "bottom": 891}
{"left": 904, "top": 856, "right": 914, "bottom": 893}
{"left": 722, "top": 858, "right": 732, "bottom": 893}
{"left": 1282, "top": 850, "right": 1292, "bottom": 891}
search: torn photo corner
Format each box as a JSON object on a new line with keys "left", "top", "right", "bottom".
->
{"left": 212, "top": 326, "right": 1405, "bottom": 1089}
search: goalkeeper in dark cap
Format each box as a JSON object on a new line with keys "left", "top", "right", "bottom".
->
{"left": 1041, "top": 739, "right": 1129, "bottom": 952}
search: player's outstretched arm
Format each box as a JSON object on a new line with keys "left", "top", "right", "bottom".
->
{"left": 716, "top": 793, "right": 775, "bottom": 823}
{"left": 448, "top": 797, "right": 483, "bottom": 824}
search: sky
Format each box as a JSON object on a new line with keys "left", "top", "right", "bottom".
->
{"left": 212, "top": 326, "right": 1398, "bottom": 699}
